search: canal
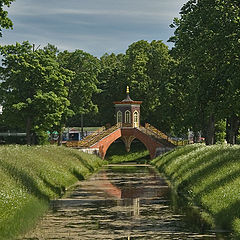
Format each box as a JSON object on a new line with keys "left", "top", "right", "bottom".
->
{"left": 21, "top": 164, "right": 228, "bottom": 239}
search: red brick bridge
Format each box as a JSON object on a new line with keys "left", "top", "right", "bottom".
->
{"left": 67, "top": 123, "right": 183, "bottom": 159}
{"left": 66, "top": 87, "right": 187, "bottom": 159}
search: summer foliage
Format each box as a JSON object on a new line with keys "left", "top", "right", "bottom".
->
{"left": 0, "top": 0, "right": 14, "bottom": 37}
{"left": 152, "top": 144, "right": 240, "bottom": 238}
{"left": 0, "top": 42, "right": 73, "bottom": 145}
{"left": 0, "top": 145, "right": 105, "bottom": 239}
{"left": 169, "top": 0, "right": 240, "bottom": 144}
{"left": 1, "top": 1, "right": 240, "bottom": 144}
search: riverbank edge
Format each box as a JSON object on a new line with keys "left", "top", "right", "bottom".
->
{"left": 151, "top": 144, "right": 240, "bottom": 239}
{"left": 153, "top": 166, "right": 216, "bottom": 233}
{"left": 0, "top": 145, "right": 106, "bottom": 239}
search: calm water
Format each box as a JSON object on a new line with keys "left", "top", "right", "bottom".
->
{"left": 21, "top": 164, "right": 229, "bottom": 239}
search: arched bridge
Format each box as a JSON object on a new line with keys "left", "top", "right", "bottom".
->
{"left": 67, "top": 123, "right": 187, "bottom": 159}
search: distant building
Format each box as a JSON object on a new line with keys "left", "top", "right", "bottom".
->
{"left": 113, "top": 86, "right": 142, "bottom": 128}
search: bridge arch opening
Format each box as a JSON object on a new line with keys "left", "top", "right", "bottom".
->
{"left": 105, "top": 138, "right": 149, "bottom": 162}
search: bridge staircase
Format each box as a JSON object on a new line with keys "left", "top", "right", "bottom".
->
{"left": 66, "top": 124, "right": 121, "bottom": 148}
{"left": 139, "top": 123, "right": 184, "bottom": 148}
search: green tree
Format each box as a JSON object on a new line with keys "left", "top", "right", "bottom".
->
{"left": 125, "top": 40, "right": 174, "bottom": 130}
{"left": 0, "top": 41, "right": 72, "bottom": 144}
{"left": 0, "top": 0, "right": 14, "bottom": 37}
{"left": 169, "top": 0, "right": 240, "bottom": 144}
{"left": 93, "top": 53, "right": 126, "bottom": 126}
{"left": 93, "top": 41, "right": 174, "bottom": 132}
{"left": 57, "top": 50, "right": 100, "bottom": 130}
{"left": 155, "top": 58, "right": 191, "bottom": 136}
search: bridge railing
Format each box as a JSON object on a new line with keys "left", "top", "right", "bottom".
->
{"left": 144, "top": 123, "right": 189, "bottom": 146}
{"left": 80, "top": 126, "right": 106, "bottom": 143}
{"left": 86, "top": 123, "right": 121, "bottom": 147}
{"left": 139, "top": 126, "right": 173, "bottom": 147}
{"left": 66, "top": 124, "right": 122, "bottom": 148}
{"left": 66, "top": 126, "right": 105, "bottom": 148}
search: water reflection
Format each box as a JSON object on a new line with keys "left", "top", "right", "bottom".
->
{"left": 21, "top": 164, "right": 229, "bottom": 239}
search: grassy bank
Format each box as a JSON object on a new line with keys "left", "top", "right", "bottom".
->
{"left": 106, "top": 140, "right": 149, "bottom": 163}
{"left": 0, "top": 145, "right": 105, "bottom": 239}
{"left": 152, "top": 144, "right": 240, "bottom": 238}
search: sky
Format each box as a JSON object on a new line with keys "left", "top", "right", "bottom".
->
{"left": 1, "top": 0, "right": 187, "bottom": 58}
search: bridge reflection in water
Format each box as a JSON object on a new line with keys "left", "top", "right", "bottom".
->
{"left": 21, "top": 165, "right": 223, "bottom": 240}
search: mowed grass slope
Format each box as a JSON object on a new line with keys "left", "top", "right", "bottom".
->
{"left": 152, "top": 144, "right": 240, "bottom": 237}
{"left": 0, "top": 145, "right": 105, "bottom": 239}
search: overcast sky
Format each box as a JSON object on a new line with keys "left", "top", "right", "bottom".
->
{"left": 1, "top": 0, "right": 187, "bottom": 58}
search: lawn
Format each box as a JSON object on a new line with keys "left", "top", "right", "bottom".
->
{"left": 0, "top": 145, "right": 105, "bottom": 239}
{"left": 152, "top": 144, "right": 240, "bottom": 238}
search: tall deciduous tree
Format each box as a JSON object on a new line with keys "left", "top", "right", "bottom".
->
{"left": 57, "top": 50, "right": 100, "bottom": 129}
{"left": 169, "top": 0, "right": 240, "bottom": 144}
{"left": 125, "top": 40, "right": 174, "bottom": 130}
{"left": 93, "top": 53, "right": 126, "bottom": 126}
{"left": 0, "top": 41, "right": 72, "bottom": 144}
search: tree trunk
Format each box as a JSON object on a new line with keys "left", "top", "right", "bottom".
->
{"left": 26, "top": 116, "right": 32, "bottom": 145}
{"left": 205, "top": 115, "right": 215, "bottom": 145}
{"left": 226, "top": 118, "right": 229, "bottom": 143}
{"left": 57, "top": 129, "right": 63, "bottom": 146}
{"left": 57, "top": 124, "right": 64, "bottom": 146}
{"left": 226, "top": 115, "right": 239, "bottom": 145}
{"left": 193, "top": 130, "right": 199, "bottom": 143}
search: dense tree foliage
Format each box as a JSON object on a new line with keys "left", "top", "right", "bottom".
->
{"left": 125, "top": 40, "right": 173, "bottom": 125}
{"left": 90, "top": 53, "right": 126, "bottom": 126}
{"left": 0, "top": 0, "right": 14, "bottom": 37}
{"left": 1, "top": 0, "right": 240, "bottom": 146}
{"left": 92, "top": 40, "right": 174, "bottom": 132}
{"left": 58, "top": 50, "right": 100, "bottom": 117}
{"left": 0, "top": 42, "right": 72, "bottom": 144}
{"left": 169, "top": 0, "right": 240, "bottom": 144}
{"left": 55, "top": 50, "right": 100, "bottom": 142}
